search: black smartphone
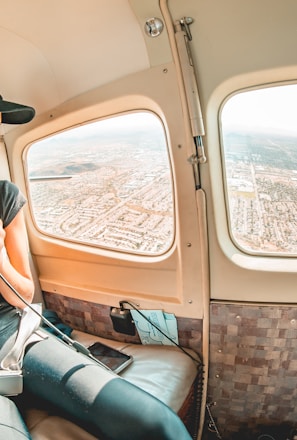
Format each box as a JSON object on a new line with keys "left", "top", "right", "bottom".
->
{"left": 88, "top": 341, "right": 133, "bottom": 373}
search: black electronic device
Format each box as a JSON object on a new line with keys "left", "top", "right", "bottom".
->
{"left": 110, "top": 307, "right": 136, "bottom": 336}
{"left": 88, "top": 341, "right": 133, "bottom": 374}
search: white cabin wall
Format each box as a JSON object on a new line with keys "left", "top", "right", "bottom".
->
{"left": 166, "top": 0, "right": 297, "bottom": 304}
{"left": 6, "top": 64, "right": 207, "bottom": 321}
{"left": 0, "top": 138, "right": 11, "bottom": 181}
{"left": 0, "top": 0, "right": 150, "bottom": 126}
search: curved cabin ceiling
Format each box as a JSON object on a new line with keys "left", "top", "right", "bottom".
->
{"left": 0, "top": 0, "right": 152, "bottom": 123}
{"left": 1, "top": 0, "right": 296, "bottom": 135}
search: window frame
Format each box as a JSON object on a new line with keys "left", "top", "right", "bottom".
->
{"left": 219, "top": 82, "right": 297, "bottom": 258}
{"left": 23, "top": 110, "right": 176, "bottom": 259}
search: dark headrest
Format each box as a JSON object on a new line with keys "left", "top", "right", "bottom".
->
{"left": 0, "top": 95, "right": 35, "bottom": 124}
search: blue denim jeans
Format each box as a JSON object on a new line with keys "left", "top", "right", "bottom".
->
{"left": 0, "top": 301, "right": 20, "bottom": 358}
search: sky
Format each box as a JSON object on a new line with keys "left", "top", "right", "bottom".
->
{"left": 32, "top": 111, "right": 164, "bottom": 150}
{"left": 221, "top": 84, "right": 297, "bottom": 135}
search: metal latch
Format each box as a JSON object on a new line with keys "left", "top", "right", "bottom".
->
{"left": 174, "top": 17, "right": 207, "bottom": 174}
{"left": 179, "top": 16, "right": 193, "bottom": 41}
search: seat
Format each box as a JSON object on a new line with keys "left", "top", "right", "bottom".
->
{"left": 19, "top": 330, "right": 200, "bottom": 439}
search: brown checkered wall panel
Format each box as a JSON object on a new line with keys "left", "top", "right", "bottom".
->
{"left": 207, "top": 302, "right": 297, "bottom": 436}
{"left": 43, "top": 291, "right": 203, "bottom": 351}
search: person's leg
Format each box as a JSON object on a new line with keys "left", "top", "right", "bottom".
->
{"left": 0, "top": 304, "right": 20, "bottom": 360}
{"left": 23, "top": 333, "right": 192, "bottom": 440}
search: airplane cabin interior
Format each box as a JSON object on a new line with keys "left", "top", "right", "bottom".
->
{"left": 0, "top": 1, "right": 297, "bottom": 439}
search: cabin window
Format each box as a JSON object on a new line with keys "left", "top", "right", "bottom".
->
{"left": 26, "top": 112, "right": 174, "bottom": 255}
{"left": 220, "top": 83, "right": 297, "bottom": 255}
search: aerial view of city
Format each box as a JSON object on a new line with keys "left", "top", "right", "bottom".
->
{"left": 223, "top": 130, "right": 297, "bottom": 254}
{"left": 27, "top": 115, "right": 174, "bottom": 255}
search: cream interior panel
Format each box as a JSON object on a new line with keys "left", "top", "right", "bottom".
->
{"left": 164, "top": 0, "right": 297, "bottom": 304}
{"left": 7, "top": 63, "right": 207, "bottom": 319}
{"left": 0, "top": 0, "right": 149, "bottom": 125}
{"left": 205, "top": 70, "right": 297, "bottom": 303}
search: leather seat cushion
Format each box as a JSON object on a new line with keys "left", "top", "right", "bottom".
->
{"left": 23, "top": 330, "right": 199, "bottom": 439}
